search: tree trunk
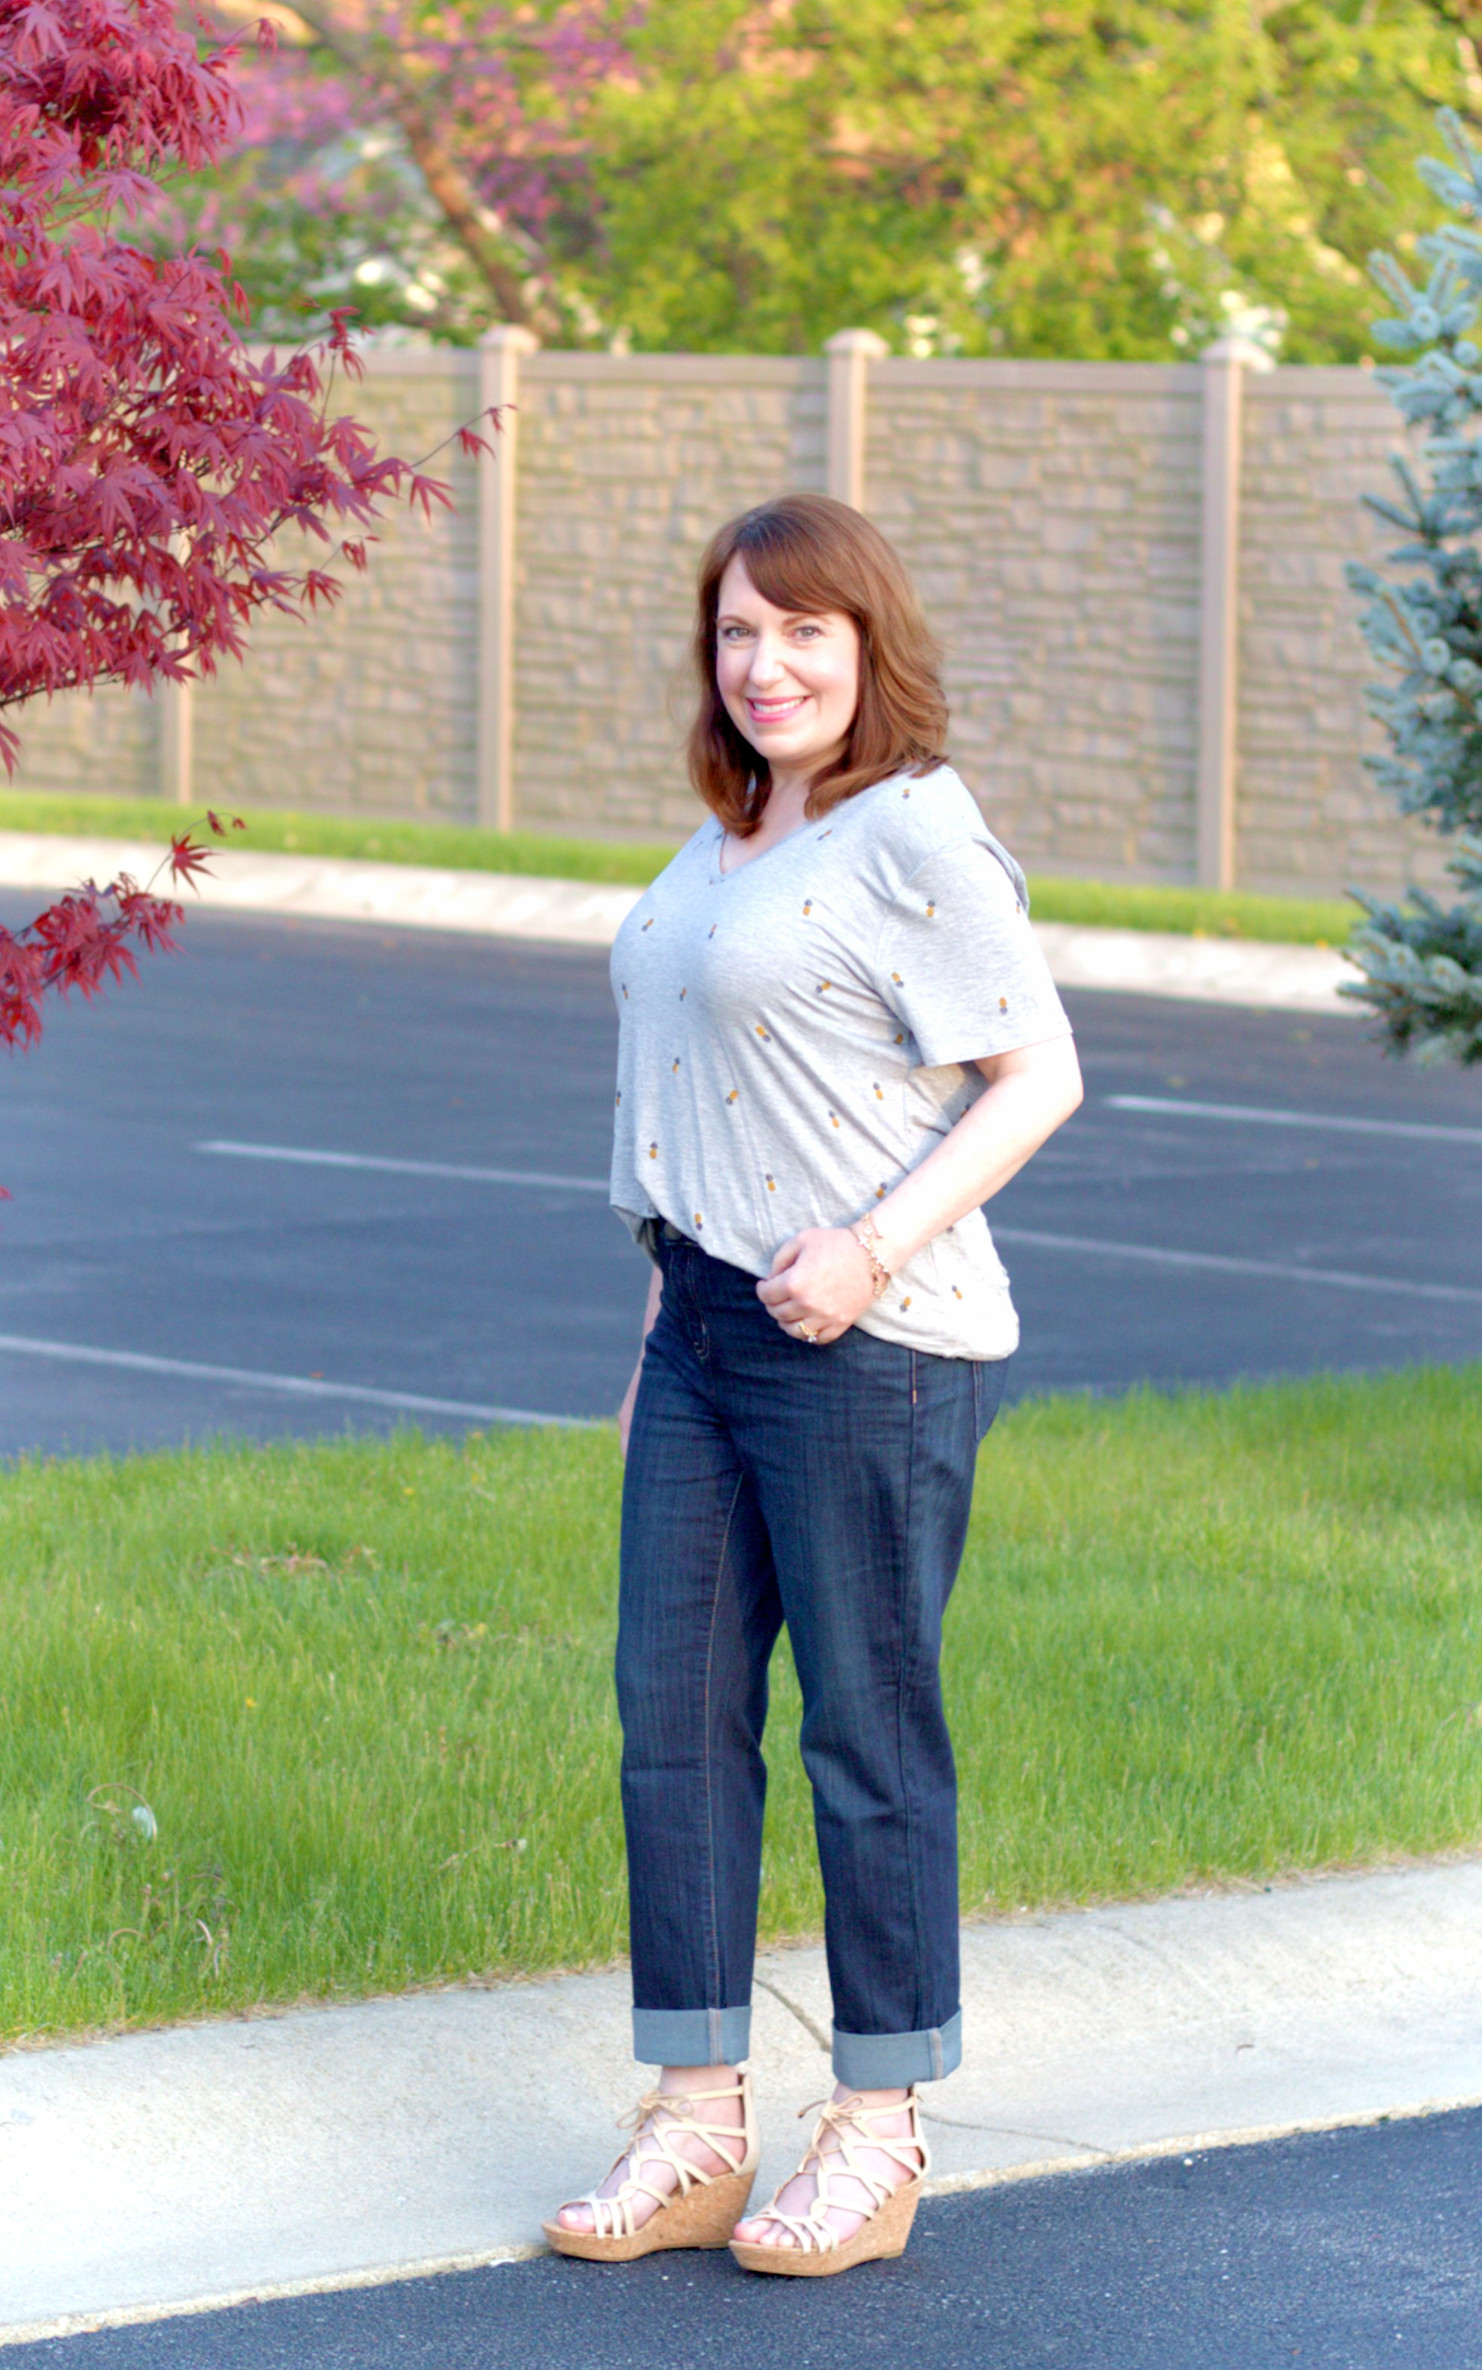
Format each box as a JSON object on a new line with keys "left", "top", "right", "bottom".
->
{"left": 286, "top": 0, "right": 540, "bottom": 327}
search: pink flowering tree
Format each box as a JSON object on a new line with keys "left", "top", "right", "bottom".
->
{"left": 0, "top": 0, "right": 488, "bottom": 1073}
{"left": 152, "top": 1, "right": 632, "bottom": 344}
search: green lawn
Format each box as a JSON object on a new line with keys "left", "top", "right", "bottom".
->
{"left": 0, "top": 791, "right": 676, "bottom": 892}
{"left": 1018, "top": 874, "right": 1357, "bottom": 948}
{"left": 4, "top": 1365, "right": 1479, "bottom": 2045}
{"left": 0, "top": 790, "right": 1357, "bottom": 945}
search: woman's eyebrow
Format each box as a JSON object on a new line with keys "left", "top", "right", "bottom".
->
{"left": 717, "top": 608, "right": 829, "bottom": 627}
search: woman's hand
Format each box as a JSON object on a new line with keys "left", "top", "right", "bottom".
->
{"left": 754, "top": 1036, "right": 1084, "bottom": 1352}
{"left": 757, "top": 1227, "right": 875, "bottom": 1345}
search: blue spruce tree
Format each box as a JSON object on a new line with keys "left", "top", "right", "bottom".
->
{"left": 1347, "top": 109, "right": 1482, "bottom": 1064}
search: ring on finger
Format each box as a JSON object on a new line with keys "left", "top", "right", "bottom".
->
{"left": 794, "top": 1321, "right": 819, "bottom": 1343}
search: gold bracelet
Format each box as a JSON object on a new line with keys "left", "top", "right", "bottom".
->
{"left": 848, "top": 1214, "right": 893, "bottom": 1300}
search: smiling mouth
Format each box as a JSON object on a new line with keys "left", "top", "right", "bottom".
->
{"left": 747, "top": 695, "right": 808, "bottom": 723}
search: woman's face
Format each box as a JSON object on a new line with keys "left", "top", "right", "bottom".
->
{"left": 714, "top": 555, "right": 861, "bottom": 781}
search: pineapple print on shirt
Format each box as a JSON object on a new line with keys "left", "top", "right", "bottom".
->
{"left": 607, "top": 764, "right": 1069, "bottom": 1366}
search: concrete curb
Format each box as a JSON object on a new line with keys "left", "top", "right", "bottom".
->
{"left": 2, "top": 1856, "right": 1478, "bottom": 2339}
{"left": 9, "top": 2096, "right": 1477, "bottom": 2350}
{"left": 0, "top": 834, "right": 643, "bottom": 950}
{"left": 1031, "top": 919, "right": 1350, "bottom": 1013}
{"left": 0, "top": 833, "right": 1353, "bottom": 1013}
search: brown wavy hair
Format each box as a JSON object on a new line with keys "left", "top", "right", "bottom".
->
{"left": 687, "top": 493, "right": 949, "bottom": 836}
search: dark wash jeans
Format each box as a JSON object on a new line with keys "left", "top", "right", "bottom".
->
{"left": 617, "top": 1226, "right": 1005, "bottom": 2090}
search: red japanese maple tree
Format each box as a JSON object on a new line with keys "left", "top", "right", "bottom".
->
{"left": 0, "top": 0, "right": 479, "bottom": 1060}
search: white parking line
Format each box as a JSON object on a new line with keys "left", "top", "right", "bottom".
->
{"left": 0, "top": 1334, "right": 594, "bottom": 1426}
{"left": 194, "top": 1139, "right": 1482, "bottom": 1309}
{"left": 993, "top": 1230, "right": 1482, "bottom": 1305}
{"left": 196, "top": 1141, "right": 609, "bottom": 1192}
{"left": 1107, "top": 1095, "right": 1482, "bottom": 1146}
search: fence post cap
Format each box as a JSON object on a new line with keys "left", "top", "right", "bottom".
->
{"left": 479, "top": 324, "right": 541, "bottom": 353}
{"left": 824, "top": 328, "right": 890, "bottom": 358}
{"left": 1201, "top": 334, "right": 1276, "bottom": 372}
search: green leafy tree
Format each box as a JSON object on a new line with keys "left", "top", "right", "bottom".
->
{"left": 167, "top": 0, "right": 1476, "bottom": 355}
{"left": 590, "top": 0, "right": 1476, "bottom": 359}
{"left": 1345, "top": 106, "right": 1482, "bottom": 1063}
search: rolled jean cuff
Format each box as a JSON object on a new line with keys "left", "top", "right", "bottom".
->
{"left": 832, "top": 2010, "right": 962, "bottom": 2089}
{"left": 632, "top": 2004, "right": 753, "bottom": 2068}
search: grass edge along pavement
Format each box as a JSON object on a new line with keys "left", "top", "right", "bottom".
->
{"left": 3, "top": 1361, "right": 1480, "bottom": 2048}
{"left": 0, "top": 789, "right": 1357, "bottom": 947}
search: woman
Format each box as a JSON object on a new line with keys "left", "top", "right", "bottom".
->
{"left": 544, "top": 493, "right": 1082, "bottom": 2277}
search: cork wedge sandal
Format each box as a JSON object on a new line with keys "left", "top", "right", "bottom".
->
{"left": 728, "top": 2089, "right": 928, "bottom": 2278}
{"left": 542, "top": 2074, "right": 758, "bottom": 2263}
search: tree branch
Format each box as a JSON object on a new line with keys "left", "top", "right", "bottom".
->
{"left": 285, "top": 0, "right": 541, "bottom": 326}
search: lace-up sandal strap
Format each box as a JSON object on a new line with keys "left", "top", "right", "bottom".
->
{"left": 638, "top": 2096, "right": 745, "bottom": 2182}
{"left": 582, "top": 2085, "right": 749, "bottom": 2225}
{"left": 821, "top": 2088, "right": 929, "bottom": 2170}
{"left": 729, "top": 2089, "right": 928, "bottom": 2279}
{"left": 617, "top": 2081, "right": 754, "bottom": 2179}
{"left": 803, "top": 2092, "right": 929, "bottom": 2197}
{"left": 587, "top": 2169, "right": 683, "bottom": 2243}
{"left": 543, "top": 2076, "right": 758, "bottom": 2261}
{"left": 747, "top": 2204, "right": 836, "bottom": 2254}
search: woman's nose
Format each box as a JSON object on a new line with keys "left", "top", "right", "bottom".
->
{"left": 747, "top": 637, "right": 787, "bottom": 686}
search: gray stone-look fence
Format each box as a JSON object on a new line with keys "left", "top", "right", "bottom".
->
{"left": 11, "top": 336, "right": 1436, "bottom": 899}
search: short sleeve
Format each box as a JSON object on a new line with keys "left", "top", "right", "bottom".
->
{"left": 872, "top": 836, "right": 1072, "bottom": 1069}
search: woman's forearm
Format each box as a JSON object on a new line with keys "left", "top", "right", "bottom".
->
{"left": 869, "top": 1036, "right": 1083, "bottom": 1275}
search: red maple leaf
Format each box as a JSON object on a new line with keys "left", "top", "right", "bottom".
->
{"left": 166, "top": 832, "right": 216, "bottom": 887}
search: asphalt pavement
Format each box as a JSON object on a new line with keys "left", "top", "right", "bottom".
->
{"left": 9, "top": 2107, "right": 1480, "bottom": 2370}
{"left": 5, "top": 910, "right": 1480, "bottom": 2364}
{"left": 2, "top": 901, "right": 1480, "bottom": 1458}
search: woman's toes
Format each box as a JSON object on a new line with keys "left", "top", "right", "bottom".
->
{"left": 557, "top": 2205, "right": 593, "bottom": 2234}
{"left": 733, "top": 2216, "right": 788, "bottom": 2248}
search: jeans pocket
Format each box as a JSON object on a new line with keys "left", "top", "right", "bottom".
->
{"left": 973, "top": 1356, "right": 1009, "bottom": 1442}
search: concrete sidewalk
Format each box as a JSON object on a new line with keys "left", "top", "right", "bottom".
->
{"left": 3, "top": 1858, "right": 1479, "bottom": 2347}
{"left": 0, "top": 832, "right": 1353, "bottom": 1013}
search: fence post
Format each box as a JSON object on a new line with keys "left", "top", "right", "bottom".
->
{"left": 1196, "top": 335, "right": 1272, "bottom": 891}
{"left": 825, "top": 329, "right": 889, "bottom": 512}
{"left": 477, "top": 325, "right": 539, "bottom": 833}
{"left": 159, "top": 676, "right": 193, "bottom": 807}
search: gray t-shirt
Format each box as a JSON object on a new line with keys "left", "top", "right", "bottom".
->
{"left": 608, "top": 763, "right": 1071, "bottom": 1360}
